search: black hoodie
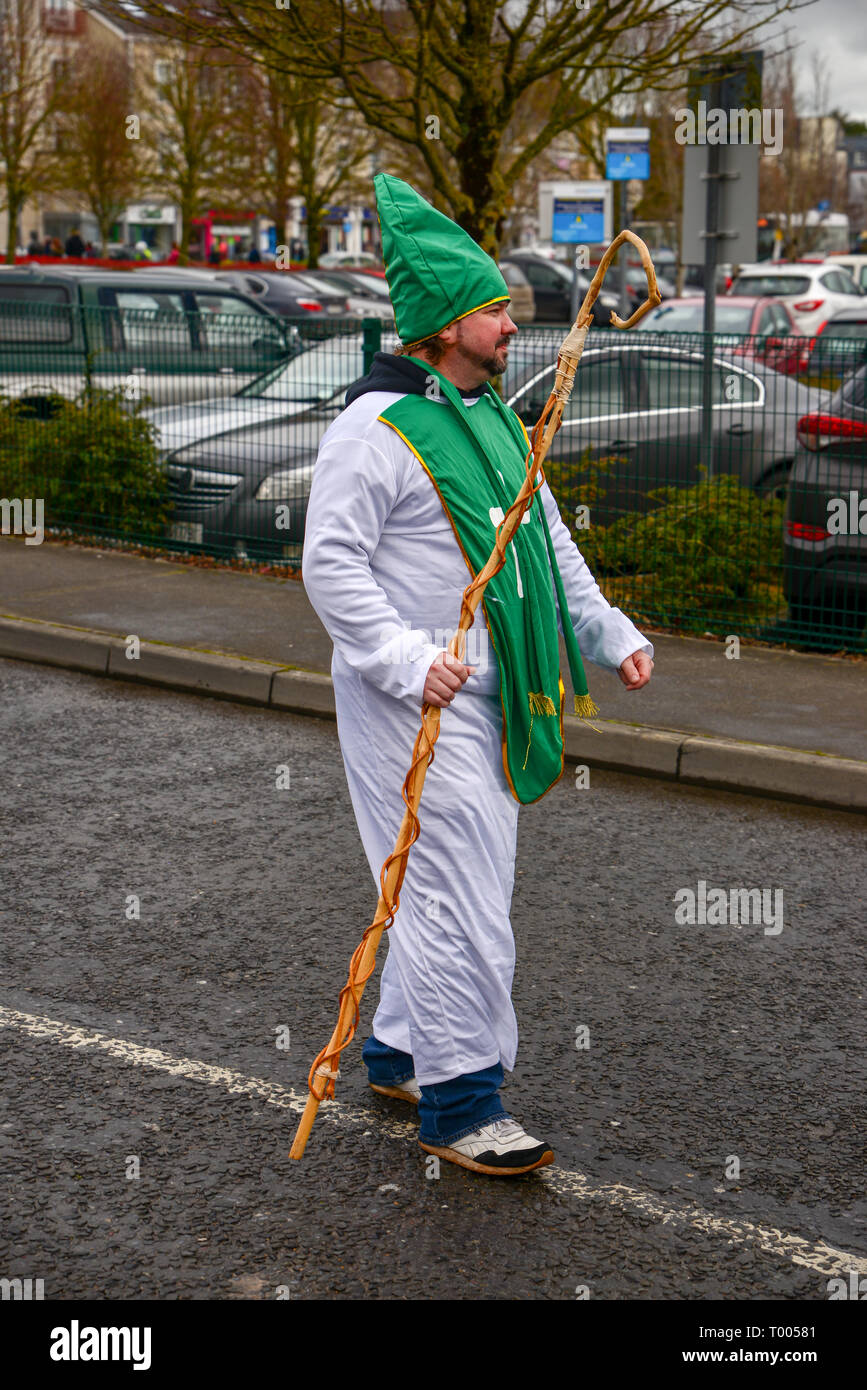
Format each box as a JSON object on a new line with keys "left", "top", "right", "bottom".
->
{"left": 343, "top": 351, "right": 489, "bottom": 407}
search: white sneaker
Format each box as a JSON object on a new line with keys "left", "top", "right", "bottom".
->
{"left": 369, "top": 1077, "right": 421, "bottom": 1104}
{"left": 420, "top": 1117, "right": 554, "bottom": 1175}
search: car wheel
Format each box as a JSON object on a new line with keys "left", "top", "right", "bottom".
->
{"left": 757, "top": 464, "right": 790, "bottom": 500}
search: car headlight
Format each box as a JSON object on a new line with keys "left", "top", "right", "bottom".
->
{"left": 254, "top": 462, "right": 316, "bottom": 501}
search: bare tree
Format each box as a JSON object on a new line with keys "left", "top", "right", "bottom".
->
{"left": 240, "top": 61, "right": 295, "bottom": 252}
{"left": 0, "top": 0, "right": 74, "bottom": 259}
{"left": 138, "top": 39, "right": 249, "bottom": 261}
{"left": 54, "top": 37, "right": 142, "bottom": 253}
{"left": 237, "top": 64, "right": 375, "bottom": 265}
{"left": 760, "top": 47, "right": 846, "bottom": 257}
{"left": 290, "top": 80, "right": 375, "bottom": 266}
{"left": 95, "top": 0, "right": 809, "bottom": 256}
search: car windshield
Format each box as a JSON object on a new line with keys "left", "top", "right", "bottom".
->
{"left": 311, "top": 269, "right": 382, "bottom": 299}
{"left": 237, "top": 339, "right": 365, "bottom": 402}
{"left": 640, "top": 303, "right": 754, "bottom": 332}
{"left": 345, "top": 273, "right": 391, "bottom": 298}
{"left": 730, "top": 275, "right": 811, "bottom": 296}
{"left": 290, "top": 272, "right": 344, "bottom": 299}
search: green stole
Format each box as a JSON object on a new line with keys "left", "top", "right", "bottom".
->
{"left": 377, "top": 359, "right": 598, "bottom": 806}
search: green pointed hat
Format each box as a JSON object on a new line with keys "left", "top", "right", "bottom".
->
{"left": 374, "top": 172, "right": 509, "bottom": 348}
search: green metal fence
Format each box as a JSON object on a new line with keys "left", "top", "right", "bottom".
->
{"left": 0, "top": 301, "right": 865, "bottom": 653}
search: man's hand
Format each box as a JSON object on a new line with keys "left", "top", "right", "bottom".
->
{"left": 618, "top": 650, "right": 653, "bottom": 691}
{"left": 423, "top": 650, "right": 476, "bottom": 707}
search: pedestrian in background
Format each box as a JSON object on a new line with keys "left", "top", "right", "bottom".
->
{"left": 65, "top": 228, "right": 85, "bottom": 258}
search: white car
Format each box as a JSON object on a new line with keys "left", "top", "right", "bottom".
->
{"left": 317, "top": 251, "right": 382, "bottom": 269}
{"left": 827, "top": 253, "right": 867, "bottom": 294}
{"left": 143, "top": 331, "right": 400, "bottom": 456}
{"left": 729, "top": 261, "right": 863, "bottom": 335}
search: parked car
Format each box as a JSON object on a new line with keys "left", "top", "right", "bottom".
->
{"left": 583, "top": 247, "right": 677, "bottom": 303}
{"left": 801, "top": 306, "right": 867, "bottom": 385}
{"left": 145, "top": 331, "right": 398, "bottom": 457}
{"left": 154, "top": 330, "right": 831, "bottom": 561}
{"left": 683, "top": 264, "right": 733, "bottom": 294}
{"left": 0, "top": 264, "right": 299, "bottom": 411}
{"left": 503, "top": 339, "right": 830, "bottom": 514}
{"left": 317, "top": 251, "right": 382, "bottom": 269}
{"left": 827, "top": 253, "right": 867, "bottom": 293}
{"left": 291, "top": 268, "right": 395, "bottom": 321}
{"left": 497, "top": 260, "right": 535, "bottom": 322}
{"left": 728, "top": 262, "right": 863, "bottom": 335}
{"left": 502, "top": 252, "right": 619, "bottom": 323}
{"left": 136, "top": 264, "right": 345, "bottom": 337}
{"left": 146, "top": 330, "right": 555, "bottom": 555}
{"left": 623, "top": 265, "right": 677, "bottom": 305}
{"left": 99, "top": 242, "right": 150, "bottom": 261}
{"left": 147, "top": 332, "right": 398, "bottom": 555}
{"left": 637, "top": 297, "right": 804, "bottom": 375}
{"left": 783, "top": 362, "right": 867, "bottom": 638}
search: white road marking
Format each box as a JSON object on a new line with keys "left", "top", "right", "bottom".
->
{"left": 2, "top": 1003, "right": 864, "bottom": 1282}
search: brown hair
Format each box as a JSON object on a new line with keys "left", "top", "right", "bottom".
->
{"left": 394, "top": 331, "right": 449, "bottom": 364}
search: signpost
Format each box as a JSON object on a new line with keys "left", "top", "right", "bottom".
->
{"left": 681, "top": 51, "right": 763, "bottom": 478}
{"left": 538, "top": 181, "right": 612, "bottom": 320}
{"left": 606, "top": 128, "right": 651, "bottom": 317}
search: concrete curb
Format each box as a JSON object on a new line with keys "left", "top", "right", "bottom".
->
{"left": 2, "top": 614, "right": 865, "bottom": 815}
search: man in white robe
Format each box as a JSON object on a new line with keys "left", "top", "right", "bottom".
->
{"left": 301, "top": 173, "right": 654, "bottom": 1176}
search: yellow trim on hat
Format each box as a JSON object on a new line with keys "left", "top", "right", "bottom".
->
{"left": 401, "top": 295, "right": 511, "bottom": 351}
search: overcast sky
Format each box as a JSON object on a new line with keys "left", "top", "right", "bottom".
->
{"left": 759, "top": 0, "right": 867, "bottom": 122}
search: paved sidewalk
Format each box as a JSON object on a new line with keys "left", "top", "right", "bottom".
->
{"left": 1, "top": 536, "right": 865, "bottom": 811}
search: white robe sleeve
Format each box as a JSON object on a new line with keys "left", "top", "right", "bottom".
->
{"left": 302, "top": 427, "right": 444, "bottom": 704}
{"left": 538, "top": 479, "right": 654, "bottom": 671}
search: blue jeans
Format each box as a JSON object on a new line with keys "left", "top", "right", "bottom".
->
{"left": 362, "top": 1035, "right": 509, "bottom": 1146}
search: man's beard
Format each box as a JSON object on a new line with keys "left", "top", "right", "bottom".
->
{"left": 455, "top": 338, "right": 510, "bottom": 380}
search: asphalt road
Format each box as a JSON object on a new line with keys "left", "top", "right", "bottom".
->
{"left": 1, "top": 657, "right": 865, "bottom": 1302}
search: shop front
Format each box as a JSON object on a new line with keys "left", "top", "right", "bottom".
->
{"left": 190, "top": 210, "right": 258, "bottom": 262}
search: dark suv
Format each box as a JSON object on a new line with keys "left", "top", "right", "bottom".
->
{"left": 0, "top": 264, "right": 297, "bottom": 411}
{"left": 783, "top": 363, "right": 867, "bottom": 639}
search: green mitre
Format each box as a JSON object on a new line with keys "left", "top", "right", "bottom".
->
{"left": 374, "top": 172, "right": 509, "bottom": 348}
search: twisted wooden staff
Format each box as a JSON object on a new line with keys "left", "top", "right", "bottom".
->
{"left": 289, "top": 230, "right": 661, "bottom": 1160}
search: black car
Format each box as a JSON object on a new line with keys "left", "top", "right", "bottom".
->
{"left": 783, "top": 363, "right": 867, "bottom": 638}
{"left": 212, "top": 268, "right": 350, "bottom": 319}
{"left": 138, "top": 265, "right": 351, "bottom": 339}
{"left": 504, "top": 337, "right": 825, "bottom": 517}
{"left": 803, "top": 306, "right": 867, "bottom": 387}
{"left": 503, "top": 252, "right": 620, "bottom": 324}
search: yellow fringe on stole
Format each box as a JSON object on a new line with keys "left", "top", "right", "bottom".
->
{"left": 528, "top": 690, "right": 557, "bottom": 716}
{"left": 573, "top": 693, "right": 600, "bottom": 719}
{"left": 522, "top": 689, "right": 602, "bottom": 771}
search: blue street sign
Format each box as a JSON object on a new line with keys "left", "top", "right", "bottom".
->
{"left": 606, "top": 142, "right": 650, "bottom": 180}
{"left": 552, "top": 196, "right": 605, "bottom": 243}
